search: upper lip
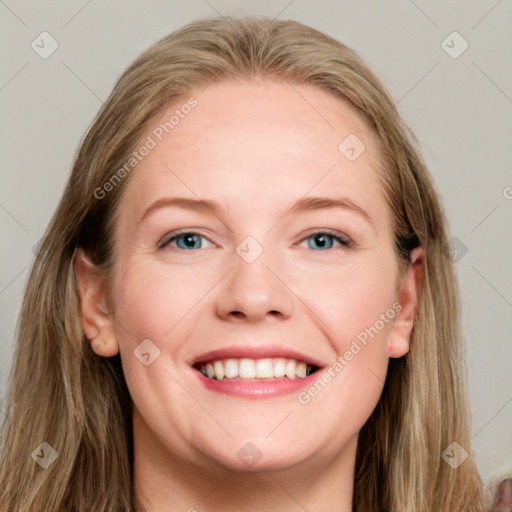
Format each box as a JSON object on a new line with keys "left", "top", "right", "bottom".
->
{"left": 190, "top": 344, "right": 325, "bottom": 368}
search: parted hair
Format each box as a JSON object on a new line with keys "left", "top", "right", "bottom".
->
{"left": 0, "top": 16, "right": 490, "bottom": 511}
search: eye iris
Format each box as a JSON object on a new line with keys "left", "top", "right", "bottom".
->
{"left": 171, "top": 233, "right": 341, "bottom": 250}
{"left": 177, "top": 233, "right": 201, "bottom": 249}
{"left": 309, "top": 233, "right": 333, "bottom": 250}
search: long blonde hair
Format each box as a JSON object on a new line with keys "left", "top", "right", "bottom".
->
{"left": 0, "top": 16, "right": 490, "bottom": 511}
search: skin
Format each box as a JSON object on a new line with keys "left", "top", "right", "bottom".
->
{"left": 76, "top": 79, "right": 424, "bottom": 512}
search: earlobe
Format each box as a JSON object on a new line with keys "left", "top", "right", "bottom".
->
{"left": 387, "top": 247, "right": 425, "bottom": 358}
{"left": 90, "top": 333, "right": 119, "bottom": 358}
{"left": 74, "top": 248, "right": 119, "bottom": 358}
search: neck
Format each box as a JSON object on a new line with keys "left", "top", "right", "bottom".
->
{"left": 132, "top": 409, "right": 356, "bottom": 512}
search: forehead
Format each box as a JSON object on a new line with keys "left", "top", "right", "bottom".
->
{"left": 120, "top": 79, "right": 389, "bottom": 230}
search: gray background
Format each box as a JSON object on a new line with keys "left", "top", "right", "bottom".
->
{"left": 1, "top": 0, "right": 511, "bottom": 490}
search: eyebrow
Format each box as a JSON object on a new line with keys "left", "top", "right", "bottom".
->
{"left": 139, "top": 197, "right": 222, "bottom": 224}
{"left": 287, "top": 196, "right": 375, "bottom": 228}
{"left": 139, "top": 195, "right": 375, "bottom": 230}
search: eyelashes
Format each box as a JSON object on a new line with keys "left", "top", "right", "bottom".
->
{"left": 158, "top": 231, "right": 215, "bottom": 250}
{"left": 302, "top": 231, "right": 350, "bottom": 250}
{"left": 158, "top": 229, "right": 351, "bottom": 251}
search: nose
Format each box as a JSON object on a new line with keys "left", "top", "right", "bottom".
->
{"left": 215, "top": 247, "right": 295, "bottom": 323}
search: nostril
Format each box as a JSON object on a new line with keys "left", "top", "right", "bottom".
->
{"left": 226, "top": 310, "right": 283, "bottom": 320}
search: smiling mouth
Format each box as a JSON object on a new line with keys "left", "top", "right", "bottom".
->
{"left": 194, "top": 357, "right": 320, "bottom": 381}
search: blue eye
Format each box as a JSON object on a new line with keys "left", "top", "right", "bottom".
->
{"left": 160, "top": 231, "right": 214, "bottom": 250}
{"left": 159, "top": 230, "right": 350, "bottom": 251}
{"left": 304, "top": 232, "right": 350, "bottom": 250}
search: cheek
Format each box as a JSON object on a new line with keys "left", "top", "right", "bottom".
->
{"left": 109, "top": 256, "right": 210, "bottom": 432}
{"left": 334, "top": 254, "right": 399, "bottom": 409}
{"left": 342, "top": 262, "right": 398, "bottom": 345}
{"left": 294, "top": 249, "right": 398, "bottom": 425}
{"left": 111, "top": 255, "right": 212, "bottom": 344}
{"left": 299, "top": 258, "right": 398, "bottom": 440}
{"left": 296, "top": 250, "right": 399, "bottom": 348}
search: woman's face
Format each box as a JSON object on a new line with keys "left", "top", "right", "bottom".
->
{"left": 88, "top": 80, "right": 420, "bottom": 472}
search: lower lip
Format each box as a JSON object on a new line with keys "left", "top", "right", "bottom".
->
{"left": 194, "top": 369, "right": 322, "bottom": 399}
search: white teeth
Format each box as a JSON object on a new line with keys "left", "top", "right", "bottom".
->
{"left": 213, "top": 360, "right": 224, "bottom": 380}
{"left": 224, "top": 359, "right": 239, "bottom": 379}
{"left": 273, "top": 359, "right": 286, "bottom": 378}
{"left": 199, "top": 357, "right": 315, "bottom": 381}
{"left": 239, "top": 359, "right": 256, "bottom": 379}
{"left": 285, "top": 360, "right": 296, "bottom": 379}
{"left": 296, "top": 361, "right": 307, "bottom": 378}
{"left": 255, "top": 359, "right": 274, "bottom": 378}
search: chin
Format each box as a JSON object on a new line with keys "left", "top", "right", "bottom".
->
{"left": 197, "top": 435, "right": 320, "bottom": 473}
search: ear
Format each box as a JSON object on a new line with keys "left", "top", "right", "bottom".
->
{"left": 387, "top": 247, "right": 425, "bottom": 358}
{"left": 74, "top": 248, "right": 119, "bottom": 357}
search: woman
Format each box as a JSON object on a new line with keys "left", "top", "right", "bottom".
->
{"left": 0, "top": 16, "right": 500, "bottom": 511}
